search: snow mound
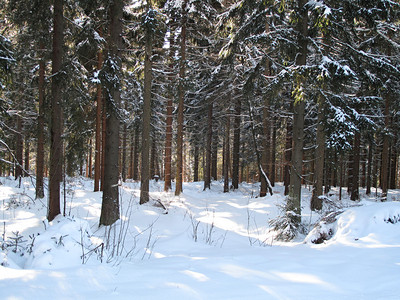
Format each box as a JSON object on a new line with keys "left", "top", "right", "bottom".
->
{"left": 25, "top": 216, "right": 102, "bottom": 269}
{"left": 305, "top": 202, "right": 400, "bottom": 246}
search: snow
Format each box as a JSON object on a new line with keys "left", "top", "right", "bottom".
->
{"left": 0, "top": 176, "right": 399, "bottom": 299}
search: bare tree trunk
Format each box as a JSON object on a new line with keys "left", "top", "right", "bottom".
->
{"left": 100, "top": 0, "right": 123, "bottom": 225}
{"left": 193, "top": 141, "right": 199, "bottom": 182}
{"left": 15, "top": 114, "right": 23, "bottom": 180}
{"left": 223, "top": 115, "right": 230, "bottom": 193}
{"left": 48, "top": 0, "right": 64, "bottom": 222}
{"left": 311, "top": 93, "right": 325, "bottom": 211}
{"left": 232, "top": 97, "right": 241, "bottom": 190}
{"left": 140, "top": 7, "right": 153, "bottom": 204}
{"left": 350, "top": 131, "right": 361, "bottom": 201}
{"left": 204, "top": 99, "right": 213, "bottom": 190}
{"left": 271, "top": 115, "right": 277, "bottom": 186}
{"left": 133, "top": 125, "right": 139, "bottom": 181}
{"left": 211, "top": 129, "right": 218, "bottom": 181}
{"left": 24, "top": 138, "right": 29, "bottom": 176}
{"left": 36, "top": 49, "right": 45, "bottom": 199}
{"left": 101, "top": 101, "right": 106, "bottom": 191}
{"left": 366, "top": 140, "right": 373, "bottom": 195}
{"left": 175, "top": 0, "right": 187, "bottom": 196}
{"left": 381, "top": 93, "right": 390, "bottom": 201}
{"left": 284, "top": 116, "right": 292, "bottom": 196}
{"left": 287, "top": 0, "right": 308, "bottom": 225}
{"left": 94, "top": 40, "right": 103, "bottom": 192}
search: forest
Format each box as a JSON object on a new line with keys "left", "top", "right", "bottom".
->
{"left": 0, "top": 0, "right": 399, "bottom": 231}
{"left": 0, "top": 0, "right": 400, "bottom": 298}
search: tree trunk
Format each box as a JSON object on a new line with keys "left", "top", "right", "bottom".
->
{"left": 204, "top": 99, "right": 213, "bottom": 190}
{"left": 175, "top": 0, "right": 187, "bottom": 196}
{"left": 100, "top": 100, "right": 106, "bottom": 191}
{"left": 232, "top": 97, "right": 241, "bottom": 190}
{"left": 15, "top": 114, "right": 23, "bottom": 180}
{"left": 36, "top": 50, "right": 45, "bottom": 199}
{"left": 350, "top": 131, "right": 361, "bottom": 201}
{"left": 271, "top": 115, "right": 277, "bottom": 186}
{"left": 193, "top": 142, "right": 199, "bottom": 182}
{"left": 366, "top": 141, "right": 373, "bottom": 195}
{"left": 381, "top": 93, "right": 390, "bottom": 201}
{"left": 287, "top": 0, "right": 308, "bottom": 225}
{"left": 99, "top": 0, "right": 123, "bottom": 225}
{"left": 211, "top": 129, "right": 218, "bottom": 181}
{"left": 48, "top": 0, "right": 64, "bottom": 222}
{"left": 389, "top": 141, "right": 397, "bottom": 189}
{"left": 133, "top": 125, "right": 139, "bottom": 181}
{"left": 284, "top": 116, "right": 292, "bottom": 195}
{"left": 94, "top": 42, "right": 103, "bottom": 192}
{"left": 121, "top": 122, "right": 127, "bottom": 182}
{"left": 24, "top": 138, "right": 29, "bottom": 176}
{"left": 140, "top": 6, "right": 153, "bottom": 204}
{"left": 311, "top": 93, "right": 325, "bottom": 211}
{"left": 223, "top": 115, "right": 230, "bottom": 193}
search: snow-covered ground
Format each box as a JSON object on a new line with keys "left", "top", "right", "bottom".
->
{"left": 0, "top": 176, "right": 399, "bottom": 299}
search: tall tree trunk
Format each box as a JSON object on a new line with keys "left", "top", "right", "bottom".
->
{"left": 193, "top": 141, "right": 199, "bottom": 182}
{"left": 389, "top": 141, "right": 397, "bottom": 189}
{"left": 260, "top": 102, "right": 271, "bottom": 197}
{"left": 350, "top": 131, "right": 361, "bottom": 201}
{"left": 284, "top": 116, "right": 292, "bottom": 195}
{"left": 133, "top": 125, "right": 139, "bottom": 181}
{"left": 223, "top": 115, "right": 230, "bottom": 193}
{"left": 101, "top": 101, "right": 106, "bottom": 191}
{"left": 271, "top": 115, "right": 277, "bottom": 186}
{"left": 381, "top": 93, "right": 390, "bottom": 201}
{"left": 99, "top": 0, "right": 123, "bottom": 225}
{"left": 204, "top": 99, "right": 213, "bottom": 190}
{"left": 287, "top": 0, "right": 308, "bottom": 225}
{"left": 15, "top": 114, "right": 23, "bottom": 180}
{"left": 36, "top": 49, "right": 45, "bottom": 199}
{"left": 24, "top": 138, "right": 29, "bottom": 176}
{"left": 211, "top": 129, "right": 218, "bottom": 181}
{"left": 232, "top": 97, "right": 241, "bottom": 190}
{"left": 140, "top": 6, "right": 153, "bottom": 204}
{"left": 150, "top": 138, "right": 156, "bottom": 179}
{"left": 94, "top": 41, "right": 103, "bottom": 192}
{"left": 163, "top": 28, "right": 174, "bottom": 192}
{"left": 366, "top": 140, "right": 373, "bottom": 195}
{"left": 121, "top": 122, "right": 127, "bottom": 182}
{"left": 175, "top": 0, "right": 187, "bottom": 196}
{"left": 311, "top": 92, "right": 325, "bottom": 211}
{"left": 48, "top": 0, "right": 64, "bottom": 222}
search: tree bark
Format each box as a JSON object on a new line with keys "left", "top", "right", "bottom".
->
{"left": 223, "top": 115, "right": 230, "bottom": 193}
{"left": 284, "top": 116, "right": 292, "bottom": 195}
{"left": 133, "top": 125, "right": 139, "bottom": 181}
{"left": 287, "top": 0, "right": 308, "bottom": 225}
{"left": 94, "top": 37, "right": 103, "bottom": 192}
{"left": 99, "top": 0, "right": 123, "bottom": 225}
{"left": 232, "top": 97, "right": 241, "bottom": 190}
{"left": 350, "top": 131, "right": 361, "bottom": 201}
{"left": 175, "top": 0, "right": 187, "bottom": 196}
{"left": 193, "top": 141, "right": 199, "bottom": 182}
{"left": 311, "top": 93, "right": 325, "bottom": 211}
{"left": 204, "top": 99, "right": 213, "bottom": 190}
{"left": 36, "top": 49, "right": 45, "bottom": 199}
{"left": 15, "top": 114, "right": 23, "bottom": 180}
{"left": 140, "top": 6, "right": 153, "bottom": 204}
{"left": 366, "top": 141, "right": 373, "bottom": 195}
{"left": 48, "top": 0, "right": 64, "bottom": 222}
{"left": 381, "top": 93, "right": 390, "bottom": 201}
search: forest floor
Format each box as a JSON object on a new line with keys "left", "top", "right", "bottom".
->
{"left": 0, "top": 176, "right": 399, "bottom": 299}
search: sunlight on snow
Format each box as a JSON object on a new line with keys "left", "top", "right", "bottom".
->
{"left": 273, "top": 271, "right": 336, "bottom": 290}
{"left": 0, "top": 266, "right": 37, "bottom": 281}
{"left": 181, "top": 270, "right": 210, "bottom": 282}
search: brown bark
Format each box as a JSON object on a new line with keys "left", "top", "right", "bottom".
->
{"left": 140, "top": 5, "right": 153, "bottom": 204}
{"left": 99, "top": 0, "right": 123, "bottom": 225}
{"left": 48, "top": 0, "right": 64, "bottom": 221}
{"left": 381, "top": 93, "right": 390, "bottom": 201}
{"left": 94, "top": 46, "right": 103, "bottom": 192}
{"left": 15, "top": 115, "right": 23, "bottom": 180}
{"left": 284, "top": 117, "right": 292, "bottom": 196}
{"left": 175, "top": 0, "right": 187, "bottom": 196}
{"left": 223, "top": 115, "right": 230, "bottom": 193}
{"left": 350, "top": 131, "right": 361, "bottom": 201}
{"left": 133, "top": 125, "right": 139, "bottom": 181}
{"left": 204, "top": 99, "right": 213, "bottom": 190}
{"left": 193, "top": 142, "right": 199, "bottom": 182}
{"left": 232, "top": 97, "right": 241, "bottom": 189}
{"left": 36, "top": 52, "right": 45, "bottom": 198}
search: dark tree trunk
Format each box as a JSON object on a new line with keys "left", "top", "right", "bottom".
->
{"left": 15, "top": 115, "right": 23, "bottom": 180}
{"left": 223, "top": 115, "right": 230, "bottom": 193}
{"left": 204, "top": 99, "right": 213, "bottom": 190}
{"left": 287, "top": 0, "right": 308, "bottom": 225}
{"left": 36, "top": 51, "right": 45, "bottom": 199}
{"left": 271, "top": 115, "right": 277, "bottom": 186}
{"left": 193, "top": 142, "right": 199, "bottom": 182}
{"left": 133, "top": 125, "right": 139, "bottom": 181}
{"left": 48, "top": 0, "right": 64, "bottom": 222}
{"left": 389, "top": 142, "right": 397, "bottom": 189}
{"left": 232, "top": 97, "right": 241, "bottom": 190}
{"left": 100, "top": 101, "right": 106, "bottom": 191}
{"left": 100, "top": 0, "right": 123, "bottom": 225}
{"left": 121, "top": 122, "right": 127, "bottom": 182}
{"left": 381, "top": 93, "right": 390, "bottom": 201}
{"left": 350, "top": 131, "right": 361, "bottom": 201}
{"left": 284, "top": 116, "right": 292, "bottom": 196}
{"left": 175, "top": 0, "right": 187, "bottom": 196}
{"left": 366, "top": 141, "right": 373, "bottom": 195}
{"left": 311, "top": 93, "right": 325, "bottom": 211}
{"left": 140, "top": 6, "right": 153, "bottom": 204}
{"left": 94, "top": 39, "right": 103, "bottom": 192}
{"left": 211, "top": 129, "right": 218, "bottom": 181}
{"left": 24, "top": 138, "right": 29, "bottom": 176}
